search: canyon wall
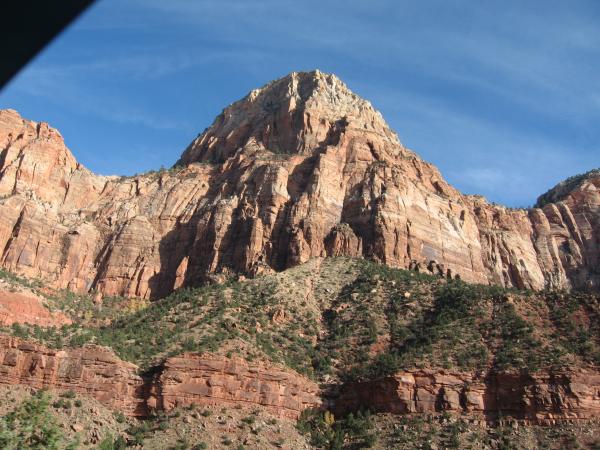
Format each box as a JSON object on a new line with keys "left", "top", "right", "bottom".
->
{"left": 0, "top": 336, "right": 598, "bottom": 423}
{"left": 332, "top": 369, "right": 600, "bottom": 424}
{"left": 0, "top": 71, "right": 598, "bottom": 299}
{"left": 0, "top": 336, "right": 321, "bottom": 419}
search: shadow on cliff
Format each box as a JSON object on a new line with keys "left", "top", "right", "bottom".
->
{"left": 146, "top": 159, "right": 294, "bottom": 299}
{"left": 146, "top": 168, "right": 224, "bottom": 300}
{"left": 146, "top": 117, "right": 369, "bottom": 299}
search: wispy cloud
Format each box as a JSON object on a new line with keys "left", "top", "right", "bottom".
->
{"left": 1, "top": 0, "right": 598, "bottom": 204}
{"left": 29, "top": 48, "right": 265, "bottom": 80}
{"left": 9, "top": 45, "right": 266, "bottom": 131}
{"left": 14, "top": 67, "right": 191, "bottom": 130}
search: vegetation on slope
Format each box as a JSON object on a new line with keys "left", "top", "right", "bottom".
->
{"left": 0, "top": 386, "right": 309, "bottom": 449}
{"left": 2, "top": 258, "right": 599, "bottom": 382}
{"left": 535, "top": 167, "right": 600, "bottom": 207}
{"left": 0, "top": 390, "right": 68, "bottom": 450}
{"left": 297, "top": 408, "right": 376, "bottom": 449}
{"left": 0, "top": 258, "right": 599, "bottom": 449}
{"left": 372, "top": 412, "right": 600, "bottom": 450}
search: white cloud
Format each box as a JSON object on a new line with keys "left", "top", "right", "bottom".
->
{"left": 3, "top": 0, "right": 598, "bottom": 204}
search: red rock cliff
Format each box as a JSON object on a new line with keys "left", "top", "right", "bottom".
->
{"left": 0, "top": 336, "right": 320, "bottom": 419}
{"left": 0, "top": 335, "right": 146, "bottom": 415}
{"left": 332, "top": 369, "right": 600, "bottom": 424}
{"left": 148, "top": 353, "right": 321, "bottom": 419}
{"left": 0, "top": 336, "right": 598, "bottom": 423}
{"left": 0, "top": 71, "right": 598, "bottom": 298}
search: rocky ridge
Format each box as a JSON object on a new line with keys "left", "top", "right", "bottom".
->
{"left": 0, "top": 71, "right": 598, "bottom": 299}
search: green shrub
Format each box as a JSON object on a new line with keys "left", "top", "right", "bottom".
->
{"left": 52, "top": 398, "right": 72, "bottom": 410}
{"left": 60, "top": 390, "right": 77, "bottom": 399}
{"left": 0, "top": 391, "right": 69, "bottom": 449}
{"left": 241, "top": 415, "right": 255, "bottom": 425}
{"left": 297, "top": 409, "right": 375, "bottom": 449}
{"left": 97, "top": 434, "right": 127, "bottom": 450}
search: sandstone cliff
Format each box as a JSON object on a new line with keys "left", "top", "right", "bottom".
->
{"left": 148, "top": 353, "right": 321, "bottom": 419}
{"left": 0, "top": 335, "right": 146, "bottom": 415}
{"left": 0, "top": 336, "right": 320, "bottom": 419}
{"left": 0, "top": 336, "right": 597, "bottom": 424}
{"left": 0, "top": 71, "right": 598, "bottom": 298}
{"left": 332, "top": 369, "right": 600, "bottom": 425}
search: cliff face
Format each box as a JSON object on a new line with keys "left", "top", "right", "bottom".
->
{"left": 0, "top": 335, "right": 146, "bottom": 415}
{"left": 0, "top": 336, "right": 598, "bottom": 423}
{"left": 0, "top": 71, "right": 598, "bottom": 298}
{"left": 470, "top": 172, "right": 600, "bottom": 291}
{"left": 0, "top": 336, "right": 320, "bottom": 419}
{"left": 333, "top": 369, "right": 600, "bottom": 425}
{"left": 148, "top": 353, "right": 321, "bottom": 419}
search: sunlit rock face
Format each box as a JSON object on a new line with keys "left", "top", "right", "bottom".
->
{"left": 0, "top": 335, "right": 146, "bottom": 415}
{"left": 0, "top": 335, "right": 597, "bottom": 423}
{"left": 0, "top": 336, "right": 321, "bottom": 419}
{"left": 0, "top": 71, "right": 598, "bottom": 298}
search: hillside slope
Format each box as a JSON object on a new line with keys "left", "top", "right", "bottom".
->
{"left": 2, "top": 258, "right": 599, "bottom": 406}
{"left": 0, "top": 257, "right": 598, "bottom": 448}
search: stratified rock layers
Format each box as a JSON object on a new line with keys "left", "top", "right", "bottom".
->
{"left": 333, "top": 370, "right": 600, "bottom": 424}
{"left": 0, "top": 336, "right": 320, "bottom": 418}
{"left": 0, "top": 336, "right": 146, "bottom": 415}
{"left": 148, "top": 354, "right": 321, "bottom": 419}
{"left": 0, "top": 336, "right": 598, "bottom": 423}
{"left": 0, "top": 71, "right": 598, "bottom": 299}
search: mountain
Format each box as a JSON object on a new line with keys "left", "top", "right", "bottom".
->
{"left": 0, "top": 71, "right": 598, "bottom": 448}
{"left": 0, "top": 70, "right": 598, "bottom": 301}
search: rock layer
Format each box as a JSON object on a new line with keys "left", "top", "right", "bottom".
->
{"left": 332, "top": 369, "right": 600, "bottom": 424}
{"left": 148, "top": 353, "right": 321, "bottom": 419}
{"left": 0, "top": 335, "right": 146, "bottom": 415}
{"left": 0, "top": 336, "right": 598, "bottom": 423}
{"left": 0, "top": 336, "right": 320, "bottom": 419}
{"left": 0, "top": 71, "right": 598, "bottom": 298}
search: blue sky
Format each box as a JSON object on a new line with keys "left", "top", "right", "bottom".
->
{"left": 1, "top": 0, "right": 599, "bottom": 206}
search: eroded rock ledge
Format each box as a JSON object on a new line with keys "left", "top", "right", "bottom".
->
{"left": 0, "top": 336, "right": 598, "bottom": 423}
{"left": 0, "top": 336, "right": 147, "bottom": 415}
{"left": 331, "top": 370, "right": 600, "bottom": 425}
{"left": 146, "top": 354, "right": 321, "bottom": 418}
{"left": 0, "top": 336, "right": 320, "bottom": 419}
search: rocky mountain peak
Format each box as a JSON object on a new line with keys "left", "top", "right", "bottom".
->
{"left": 0, "top": 71, "right": 598, "bottom": 299}
{"left": 177, "top": 70, "right": 401, "bottom": 165}
{"left": 0, "top": 109, "right": 105, "bottom": 208}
